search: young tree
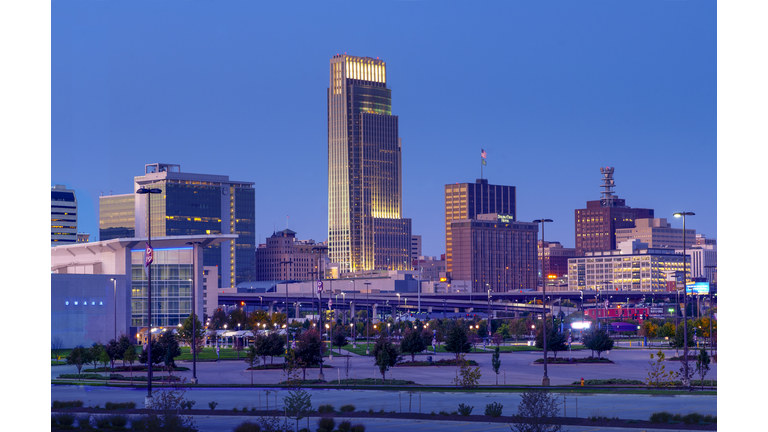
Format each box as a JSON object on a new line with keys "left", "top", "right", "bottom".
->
{"left": 88, "top": 343, "right": 105, "bottom": 372}
{"left": 582, "top": 326, "right": 614, "bottom": 359}
{"left": 66, "top": 345, "right": 90, "bottom": 376}
{"left": 117, "top": 334, "right": 133, "bottom": 368}
{"left": 491, "top": 346, "right": 501, "bottom": 385}
{"left": 659, "top": 322, "right": 676, "bottom": 339}
{"left": 452, "top": 353, "right": 482, "bottom": 388}
{"left": 98, "top": 349, "right": 111, "bottom": 379}
{"left": 672, "top": 321, "right": 695, "bottom": 349}
{"left": 123, "top": 344, "right": 138, "bottom": 384}
{"left": 400, "top": 328, "right": 426, "bottom": 362}
{"left": 295, "top": 329, "right": 324, "bottom": 380}
{"left": 372, "top": 337, "right": 401, "bottom": 381}
{"left": 178, "top": 313, "right": 205, "bottom": 355}
{"left": 267, "top": 332, "right": 286, "bottom": 364}
{"left": 420, "top": 329, "right": 433, "bottom": 351}
{"left": 332, "top": 327, "right": 347, "bottom": 355}
{"left": 105, "top": 338, "right": 122, "bottom": 372}
{"left": 534, "top": 325, "right": 568, "bottom": 360}
{"left": 645, "top": 350, "right": 677, "bottom": 388}
{"left": 244, "top": 345, "right": 260, "bottom": 386}
{"left": 511, "top": 391, "right": 563, "bottom": 432}
{"left": 254, "top": 333, "right": 271, "bottom": 366}
{"left": 284, "top": 389, "right": 312, "bottom": 432}
{"left": 444, "top": 325, "right": 471, "bottom": 363}
{"left": 695, "top": 348, "right": 711, "bottom": 391}
{"left": 157, "top": 330, "right": 182, "bottom": 371}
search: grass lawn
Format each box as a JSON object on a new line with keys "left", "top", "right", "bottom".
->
{"left": 52, "top": 349, "right": 72, "bottom": 360}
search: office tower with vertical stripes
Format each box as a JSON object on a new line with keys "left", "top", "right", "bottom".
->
{"left": 328, "top": 54, "right": 412, "bottom": 273}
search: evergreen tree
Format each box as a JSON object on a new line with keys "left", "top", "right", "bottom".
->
{"left": 372, "top": 337, "right": 402, "bottom": 381}
{"left": 178, "top": 313, "right": 205, "bottom": 355}
{"left": 400, "top": 328, "right": 426, "bottom": 362}
{"left": 695, "top": 348, "right": 711, "bottom": 391}
{"left": 582, "top": 326, "right": 614, "bottom": 359}
{"left": 672, "top": 321, "right": 695, "bottom": 349}
{"left": 444, "top": 325, "right": 471, "bottom": 363}
{"left": 491, "top": 346, "right": 501, "bottom": 385}
{"left": 158, "top": 330, "right": 182, "bottom": 371}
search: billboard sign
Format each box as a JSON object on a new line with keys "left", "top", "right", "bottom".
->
{"left": 686, "top": 281, "right": 710, "bottom": 296}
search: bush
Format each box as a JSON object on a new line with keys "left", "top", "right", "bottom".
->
{"left": 52, "top": 413, "right": 76, "bottom": 427}
{"left": 318, "top": 404, "right": 335, "bottom": 413}
{"left": 337, "top": 420, "right": 352, "bottom": 432}
{"left": 105, "top": 401, "right": 137, "bottom": 410}
{"left": 340, "top": 404, "right": 356, "bottom": 412}
{"left": 510, "top": 390, "right": 562, "bottom": 432}
{"left": 350, "top": 424, "right": 366, "bottom": 432}
{"left": 232, "top": 420, "right": 262, "bottom": 432}
{"left": 76, "top": 415, "right": 93, "bottom": 429}
{"left": 682, "top": 413, "right": 704, "bottom": 424}
{"left": 107, "top": 414, "right": 129, "bottom": 428}
{"left": 703, "top": 414, "right": 717, "bottom": 424}
{"left": 180, "top": 400, "right": 196, "bottom": 410}
{"left": 458, "top": 403, "right": 474, "bottom": 416}
{"left": 95, "top": 415, "right": 113, "bottom": 429}
{"left": 649, "top": 411, "right": 674, "bottom": 423}
{"left": 209, "top": 401, "right": 219, "bottom": 410}
{"left": 52, "top": 400, "right": 84, "bottom": 409}
{"left": 317, "top": 416, "right": 336, "bottom": 431}
{"left": 484, "top": 402, "right": 503, "bottom": 417}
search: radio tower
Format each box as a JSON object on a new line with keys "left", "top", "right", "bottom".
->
{"left": 600, "top": 166, "right": 618, "bottom": 207}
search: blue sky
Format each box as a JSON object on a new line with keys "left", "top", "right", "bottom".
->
{"left": 51, "top": 0, "right": 717, "bottom": 256}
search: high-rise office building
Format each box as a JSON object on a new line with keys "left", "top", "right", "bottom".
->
{"left": 255, "top": 229, "right": 327, "bottom": 281}
{"left": 574, "top": 167, "right": 654, "bottom": 255}
{"left": 127, "top": 163, "right": 256, "bottom": 288}
{"left": 327, "top": 54, "right": 412, "bottom": 273}
{"left": 444, "top": 179, "right": 516, "bottom": 273}
{"left": 51, "top": 184, "right": 78, "bottom": 246}
{"left": 451, "top": 213, "right": 538, "bottom": 292}
{"left": 411, "top": 235, "right": 422, "bottom": 262}
{"left": 615, "top": 218, "right": 696, "bottom": 250}
{"left": 99, "top": 194, "right": 136, "bottom": 240}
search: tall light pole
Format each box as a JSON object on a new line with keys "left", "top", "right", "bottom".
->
{"left": 136, "top": 186, "right": 161, "bottom": 404}
{"left": 185, "top": 241, "right": 202, "bottom": 384}
{"left": 704, "top": 265, "right": 716, "bottom": 356}
{"left": 533, "top": 218, "right": 553, "bottom": 386}
{"left": 111, "top": 278, "right": 117, "bottom": 340}
{"left": 487, "top": 287, "right": 492, "bottom": 338}
{"left": 350, "top": 279, "right": 357, "bottom": 348}
{"left": 674, "top": 211, "right": 694, "bottom": 389}
{"left": 281, "top": 260, "right": 293, "bottom": 321}
{"left": 317, "top": 278, "right": 325, "bottom": 381}
{"left": 364, "top": 282, "right": 371, "bottom": 354}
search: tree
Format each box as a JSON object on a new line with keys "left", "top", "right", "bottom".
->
{"left": 420, "top": 329, "right": 433, "bottom": 351}
{"left": 227, "top": 308, "right": 248, "bottom": 329}
{"left": 491, "top": 346, "right": 501, "bottom": 385}
{"left": 582, "top": 326, "right": 614, "bottom": 359}
{"left": 123, "top": 344, "right": 138, "bottom": 384}
{"left": 510, "top": 318, "right": 532, "bottom": 342}
{"left": 444, "top": 325, "right": 471, "bottom": 363}
{"left": 133, "top": 384, "right": 197, "bottom": 432}
{"left": 658, "top": 322, "right": 676, "bottom": 339}
{"left": 510, "top": 391, "right": 563, "bottom": 432}
{"left": 452, "top": 354, "right": 482, "bottom": 388}
{"left": 88, "top": 343, "right": 105, "bottom": 372}
{"left": 66, "top": 346, "right": 90, "bottom": 376}
{"left": 178, "top": 313, "right": 205, "bottom": 355}
{"left": 400, "top": 329, "right": 426, "bottom": 362}
{"left": 534, "top": 325, "right": 568, "bottom": 360}
{"left": 105, "top": 338, "right": 122, "bottom": 372}
{"left": 98, "top": 350, "right": 111, "bottom": 379}
{"left": 372, "top": 337, "right": 401, "bottom": 381}
{"left": 645, "top": 350, "right": 677, "bottom": 388}
{"left": 157, "top": 330, "right": 182, "bottom": 371}
{"left": 332, "top": 327, "right": 347, "bottom": 355}
{"left": 672, "top": 321, "right": 695, "bottom": 349}
{"left": 284, "top": 389, "right": 312, "bottom": 432}
{"left": 244, "top": 345, "right": 260, "bottom": 386}
{"left": 117, "top": 334, "right": 133, "bottom": 367}
{"left": 695, "top": 348, "right": 711, "bottom": 391}
{"left": 254, "top": 333, "right": 271, "bottom": 366}
{"left": 295, "top": 329, "right": 324, "bottom": 380}
{"left": 266, "top": 332, "right": 286, "bottom": 364}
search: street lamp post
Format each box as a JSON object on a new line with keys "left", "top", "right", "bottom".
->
{"left": 280, "top": 261, "right": 293, "bottom": 321}
{"left": 136, "top": 186, "right": 161, "bottom": 405}
{"left": 487, "top": 287, "right": 492, "bottom": 338}
{"left": 533, "top": 218, "right": 553, "bottom": 386}
{"left": 111, "top": 278, "right": 117, "bottom": 340}
{"left": 350, "top": 280, "right": 357, "bottom": 348}
{"left": 674, "top": 211, "right": 695, "bottom": 389}
{"left": 365, "top": 282, "right": 371, "bottom": 354}
{"left": 704, "top": 265, "right": 716, "bottom": 356}
{"left": 185, "top": 241, "right": 202, "bottom": 385}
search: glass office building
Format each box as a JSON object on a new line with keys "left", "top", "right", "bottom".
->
{"left": 99, "top": 194, "right": 136, "bottom": 240}
{"left": 51, "top": 185, "right": 78, "bottom": 246}
{"left": 130, "top": 247, "right": 194, "bottom": 327}
{"left": 328, "top": 54, "right": 412, "bottom": 273}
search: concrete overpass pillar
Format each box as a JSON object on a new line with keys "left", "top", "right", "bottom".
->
{"left": 454, "top": 307, "right": 460, "bottom": 313}
{"left": 427, "top": 306, "right": 433, "bottom": 313}
{"left": 294, "top": 302, "right": 300, "bottom": 321}
{"left": 269, "top": 301, "right": 277, "bottom": 318}
{"left": 350, "top": 301, "right": 355, "bottom": 322}
{"left": 372, "top": 303, "right": 378, "bottom": 323}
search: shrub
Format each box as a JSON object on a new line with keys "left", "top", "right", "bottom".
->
{"left": 242, "top": 406, "right": 249, "bottom": 412}
{"left": 340, "top": 404, "right": 356, "bottom": 412}
{"left": 649, "top": 411, "right": 674, "bottom": 423}
{"left": 53, "top": 400, "right": 84, "bottom": 409}
{"left": 105, "top": 401, "right": 137, "bottom": 410}
{"left": 350, "top": 424, "right": 366, "bottom": 432}
{"left": 52, "top": 413, "right": 76, "bottom": 427}
{"left": 439, "top": 410, "right": 449, "bottom": 416}
{"left": 180, "top": 400, "right": 196, "bottom": 410}
{"left": 108, "top": 414, "right": 129, "bottom": 428}
{"left": 95, "top": 415, "right": 112, "bottom": 429}
{"left": 510, "top": 390, "right": 562, "bottom": 432}
{"left": 682, "top": 413, "right": 704, "bottom": 424}
{"left": 232, "top": 420, "right": 262, "bottom": 432}
{"left": 76, "top": 415, "right": 94, "bottom": 429}
{"left": 317, "top": 416, "right": 336, "bottom": 431}
{"left": 484, "top": 402, "right": 503, "bottom": 417}
{"left": 458, "top": 403, "right": 474, "bottom": 416}
{"left": 233, "top": 407, "right": 240, "bottom": 412}
{"left": 703, "top": 414, "right": 717, "bottom": 424}
{"left": 338, "top": 420, "right": 352, "bottom": 432}
{"left": 129, "top": 418, "right": 146, "bottom": 430}
{"left": 208, "top": 401, "right": 219, "bottom": 410}
{"left": 318, "top": 404, "right": 335, "bottom": 413}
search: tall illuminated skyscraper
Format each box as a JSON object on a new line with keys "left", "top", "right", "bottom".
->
{"left": 328, "top": 54, "right": 411, "bottom": 273}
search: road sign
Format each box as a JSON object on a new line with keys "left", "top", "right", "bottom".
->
{"left": 317, "top": 281, "right": 323, "bottom": 293}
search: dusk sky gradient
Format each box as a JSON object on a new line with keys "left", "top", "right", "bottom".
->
{"left": 51, "top": 0, "right": 717, "bottom": 257}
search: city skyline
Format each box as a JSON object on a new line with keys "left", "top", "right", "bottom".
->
{"left": 51, "top": 1, "right": 717, "bottom": 258}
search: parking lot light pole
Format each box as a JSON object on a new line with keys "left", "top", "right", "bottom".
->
{"left": 674, "top": 211, "right": 694, "bottom": 388}
{"left": 533, "top": 218, "right": 553, "bottom": 386}
{"left": 136, "top": 186, "right": 161, "bottom": 405}
{"left": 185, "top": 241, "right": 202, "bottom": 384}
{"left": 365, "top": 282, "right": 371, "bottom": 354}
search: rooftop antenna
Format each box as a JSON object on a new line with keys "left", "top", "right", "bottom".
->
{"left": 600, "top": 166, "right": 617, "bottom": 207}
